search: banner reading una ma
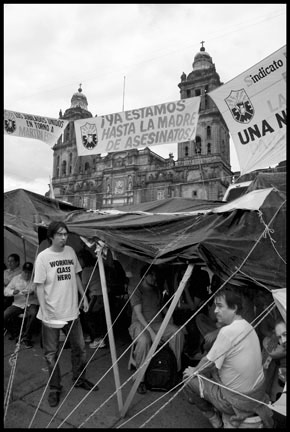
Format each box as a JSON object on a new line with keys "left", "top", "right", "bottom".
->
{"left": 74, "top": 96, "right": 200, "bottom": 156}
{"left": 4, "top": 109, "right": 69, "bottom": 146}
{"left": 209, "top": 45, "right": 286, "bottom": 176}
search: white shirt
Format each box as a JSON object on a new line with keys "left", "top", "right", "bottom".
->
{"left": 34, "top": 245, "right": 82, "bottom": 321}
{"left": 4, "top": 274, "right": 38, "bottom": 309}
{"left": 207, "top": 318, "right": 264, "bottom": 393}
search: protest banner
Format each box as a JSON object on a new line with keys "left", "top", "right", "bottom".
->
{"left": 74, "top": 96, "right": 200, "bottom": 156}
{"left": 209, "top": 45, "right": 286, "bottom": 175}
{"left": 4, "top": 109, "right": 69, "bottom": 146}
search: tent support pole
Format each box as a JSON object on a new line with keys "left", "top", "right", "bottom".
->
{"left": 22, "top": 237, "right": 27, "bottom": 263}
{"left": 121, "top": 262, "right": 194, "bottom": 418}
{"left": 97, "top": 249, "right": 123, "bottom": 412}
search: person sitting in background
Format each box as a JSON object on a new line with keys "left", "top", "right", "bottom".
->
{"left": 254, "top": 289, "right": 278, "bottom": 344}
{"left": 183, "top": 284, "right": 273, "bottom": 428}
{"left": 261, "top": 312, "right": 286, "bottom": 403}
{"left": 4, "top": 262, "right": 39, "bottom": 348}
{"left": 195, "top": 274, "right": 223, "bottom": 353}
{"left": 128, "top": 264, "right": 184, "bottom": 394}
{"left": 4, "top": 253, "right": 22, "bottom": 310}
{"left": 77, "top": 249, "right": 108, "bottom": 349}
{"left": 274, "top": 318, "right": 286, "bottom": 389}
{"left": 173, "top": 265, "right": 211, "bottom": 361}
{"left": 271, "top": 317, "right": 286, "bottom": 429}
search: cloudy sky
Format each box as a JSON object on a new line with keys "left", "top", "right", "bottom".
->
{"left": 4, "top": 3, "right": 286, "bottom": 195}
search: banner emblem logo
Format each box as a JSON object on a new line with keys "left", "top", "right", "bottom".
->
{"left": 80, "top": 122, "right": 98, "bottom": 150}
{"left": 4, "top": 111, "right": 17, "bottom": 134}
{"left": 225, "top": 89, "right": 254, "bottom": 124}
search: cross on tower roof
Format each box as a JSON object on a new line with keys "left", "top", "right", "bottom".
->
{"left": 200, "top": 40, "right": 205, "bottom": 51}
{"left": 78, "top": 83, "right": 82, "bottom": 92}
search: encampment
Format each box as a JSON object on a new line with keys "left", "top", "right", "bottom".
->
{"left": 4, "top": 173, "right": 286, "bottom": 420}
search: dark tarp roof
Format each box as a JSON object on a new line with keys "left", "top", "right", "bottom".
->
{"left": 4, "top": 176, "right": 286, "bottom": 291}
{"left": 63, "top": 179, "right": 286, "bottom": 291}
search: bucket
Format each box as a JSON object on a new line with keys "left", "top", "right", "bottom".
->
{"left": 239, "top": 416, "right": 263, "bottom": 429}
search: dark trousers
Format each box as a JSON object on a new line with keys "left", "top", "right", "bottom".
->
{"left": 84, "top": 295, "right": 107, "bottom": 340}
{"left": 42, "top": 317, "right": 87, "bottom": 392}
{"left": 4, "top": 304, "right": 39, "bottom": 340}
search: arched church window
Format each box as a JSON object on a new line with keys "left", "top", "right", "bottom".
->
{"left": 69, "top": 153, "right": 73, "bottom": 174}
{"left": 66, "top": 124, "right": 70, "bottom": 140}
{"left": 186, "top": 89, "right": 191, "bottom": 98}
{"left": 84, "top": 162, "right": 90, "bottom": 173}
{"left": 207, "top": 143, "right": 211, "bottom": 154}
{"left": 185, "top": 145, "right": 189, "bottom": 157}
{"left": 207, "top": 126, "right": 211, "bottom": 138}
{"left": 62, "top": 160, "right": 67, "bottom": 176}
{"left": 195, "top": 136, "right": 201, "bottom": 154}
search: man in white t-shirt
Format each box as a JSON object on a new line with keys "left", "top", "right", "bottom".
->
{"left": 34, "top": 221, "right": 99, "bottom": 408}
{"left": 183, "top": 284, "right": 273, "bottom": 428}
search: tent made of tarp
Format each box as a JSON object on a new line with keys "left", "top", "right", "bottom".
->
{"left": 4, "top": 188, "right": 83, "bottom": 265}
{"left": 63, "top": 183, "right": 286, "bottom": 291}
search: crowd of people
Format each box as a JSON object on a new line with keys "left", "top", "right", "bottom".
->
{"left": 4, "top": 221, "right": 286, "bottom": 426}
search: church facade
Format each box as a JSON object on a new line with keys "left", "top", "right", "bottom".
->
{"left": 50, "top": 44, "right": 233, "bottom": 209}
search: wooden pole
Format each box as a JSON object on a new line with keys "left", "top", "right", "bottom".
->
{"left": 121, "top": 263, "right": 194, "bottom": 418}
{"left": 97, "top": 248, "right": 123, "bottom": 412}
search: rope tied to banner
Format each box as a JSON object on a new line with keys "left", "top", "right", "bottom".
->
{"left": 258, "top": 210, "right": 275, "bottom": 240}
{"left": 257, "top": 198, "right": 286, "bottom": 265}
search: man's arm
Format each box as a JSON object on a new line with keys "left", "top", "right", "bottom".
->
{"left": 4, "top": 278, "right": 18, "bottom": 296}
{"left": 76, "top": 273, "right": 89, "bottom": 312}
{"left": 35, "top": 283, "right": 49, "bottom": 321}
{"left": 183, "top": 355, "right": 216, "bottom": 381}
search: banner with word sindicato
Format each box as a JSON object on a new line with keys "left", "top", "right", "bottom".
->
{"left": 209, "top": 45, "right": 286, "bottom": 175}
{"left": 4, "top": 109, "right": 69, "bottom": 145}
{"left": 74, "top": 97, "right": 200, "bottom": 156}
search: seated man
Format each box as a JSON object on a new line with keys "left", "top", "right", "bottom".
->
{"left": 4, "top": 253, "right": 22, "bottom": 310}
{"left": 128, "top": 265, "right": 184, "bottom": 394}
{"left": 4, "top": 262, "right": 39, "bottom": 348}
{"left": 183, "top": 284, "right": 273, "bottom": 428}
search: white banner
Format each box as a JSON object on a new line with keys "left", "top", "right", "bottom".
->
{"left": 74, "top": 97, "right": 200, "bottom": 156}
{"left": 4, "top": 109, "right": 69, "bottom": 146}
{"left": 209, "top": 45, "right": 286, "bottom": 175}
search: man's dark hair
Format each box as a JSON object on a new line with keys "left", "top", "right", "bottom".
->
{"left": 8, "top": 253, "right": 20, "bottom": 264}
{"left": 215, "top": 284, "right": 243, "bottom": 315}
{"left": 47, "top": 221, "right": 69, "bottom": 244}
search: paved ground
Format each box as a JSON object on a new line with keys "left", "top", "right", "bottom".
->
{"left": 4, "top": 327, "right": 213, "bottom": 429}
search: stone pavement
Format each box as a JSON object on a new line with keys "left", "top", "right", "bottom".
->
{"left": 4, "top": 330, "right": 212, "bottom": 429}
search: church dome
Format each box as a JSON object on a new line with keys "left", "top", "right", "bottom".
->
{"left": 192, "top": 45, "right": 213, "bottom": 71}
{"left": 70, "top": 85, "right": 88, "bottom": 110}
